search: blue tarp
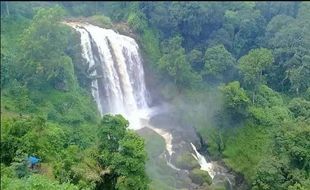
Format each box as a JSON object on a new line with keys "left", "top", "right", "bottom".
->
{"left": 28, "top": 156, "right": 40, "bottom": 165}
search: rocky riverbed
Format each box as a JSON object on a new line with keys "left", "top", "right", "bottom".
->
{"left": 137, "top": 108, "right": 239, "bottom": 190}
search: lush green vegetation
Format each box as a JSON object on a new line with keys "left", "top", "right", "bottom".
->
{"left": 1, "top": 2, "right": 310, "bottom": 190}
{"left": 106, "top": 2, "right": 309, "bottom": 189}
{"left": 1, "top": 3, "right": 148, "bottom": 190}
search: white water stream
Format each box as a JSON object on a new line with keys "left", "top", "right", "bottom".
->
{"left": 67, "top": 21, "right": 221, "bottom": 183}
{"left": 66, "top": 22, "right": 150, "bottom": 130}
{"left": 191, "top": 143, "right": 216, "bottom": 179}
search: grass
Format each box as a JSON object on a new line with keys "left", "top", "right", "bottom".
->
{"left": 39, "top": 163, "right": 55, "bottom": 180}
{"left": 222, "top": 123, "right": 273, "bottom": 182}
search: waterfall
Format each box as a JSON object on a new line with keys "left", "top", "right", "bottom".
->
{"left": 67, "top": 22, "right": 151, "bottom": 129}
{"left": 68, "top": 21, "right": 179, "bottom": 170}
{"left": 66, "top": 22, "right": 234, "bottom": 187}
{"left": 190, "top": 143, "right": 234, "bottom": 188}
{"left": 190, "top": 143, "right": 216, "bottom": 179}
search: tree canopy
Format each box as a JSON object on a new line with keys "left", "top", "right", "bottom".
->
{"left": 1, "top": 2, "right": 310, "bottom": 190}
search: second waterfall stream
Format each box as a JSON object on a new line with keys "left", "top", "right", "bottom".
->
{"left": 66, "top": 22, "right": 222, "bottom": 187}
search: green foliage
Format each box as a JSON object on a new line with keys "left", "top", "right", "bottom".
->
{"left": 298, "top": 2, "right": 310, "bottom": 20}
{"left": 223, "top": 2, "right": 266, "bottom": 57}
{"left": 249, "top": 85, "right": 291, "bottom": 125}
{"left": 266, "top": 8, "right": 310, "bottom": 94}
{"left": 159, "top": 36, "right": 202, "bottom": 89}
{"left": 287, "top": 55, "right": 310, "bottom": 95}
{"left": 42, "top": 89, "right": 99, "bottom": 125}
{"left": 1, "top": 17, "right": 30, "bottom": 89}
{"left": 275, "top": 121, "right": 310, "bottom": 172}
{"left": 203, "top": 44, "right": 236, "bottom": 82}
{"left": 1, "top": 116, "right": 65, "bottom": 164}
{"left": 220, "top": 81, "right": 250, "bottom": 118}
{"left": 255, "top": 85, "right": 284, "bottom": 107}
{"left": 98, "top": 115, "right": 128, "bottom": 152}
{"left": 97, "top": 115, "right": 149, "bottom": 190}
{"left": 256, "top": 2, "right": 299, "bottom": 21}
{"left": 187, "top": 49, "right": 203, "bottom": 72}
{"left": 201, "top": 126, "right": 225, "bottom": 159}
{"left": 238, "top": 48, "right": 274, "bottom": 91}
{"left": 223, "top": 124, "right": 273, "bottom": 182}
{"left": 265, "top": 14, "right": 294, "bottom": 39}
{"left": 10, "top": 153, "right": 31, "bottom": 178}
{"left": 127, "top": 11, "right": 148, "bottom": 33}
{"left": 252, "top": 121, "right": 310, "bottom": 190}
{"left": 1, "top": 174, "right": 79, "bottom": 190}
{"left": 288, "top": 98, "right": 310, "bottom": 121}
{"left": 88, "top": 14, "right": 113, "bottom": 28}
{"left": 69, "top": 147, "right": 101, "bottom": 185}
{"left": 8, "top": 80, "right": 35, "bottom": 112}
{"left": 114, "top": 131, "right": 149, "bottom": 190}
{"left": 20, "top": 6, "right": 74, "bottom": 90}
{"left": 140, "top": 28, "right": 161, "bottom": 67}
{"left": 2, "top": 2, "right": 310, "bottom": 190}
{"left": 59, "top": 2, "right": 106, "bottom": 17}
{"left": 0, "top": 2, "right": 52, "bottom": 19}
{"left": 102, "top": 2, "right": 310, "bottom": 189}
{"left": 305, "top": 87, "right": 310, "bottom": 101}
{"left": 252, "top": 157, "right": 291, "bottom": 190}
{"left": 248, "top": 106, "right": 290, "bottom": 126}
{"left": 0, "top": 6, "right": 110, "bottom": 189}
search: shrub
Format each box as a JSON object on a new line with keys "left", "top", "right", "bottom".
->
{"left": 88, "top": 15, "right": 112, "bottom": 28}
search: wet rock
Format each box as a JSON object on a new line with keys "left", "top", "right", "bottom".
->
{"left": 175, "top": 152, "right": 200, "bottom": 170}
{"left": 146, "top": 112, "right": 240, "bottom": 190}
{"left": 149, "top": 112, "right": 202, "bottom": 149}
{"left": 189, "top": 168, "right": 212, "bottom": 186}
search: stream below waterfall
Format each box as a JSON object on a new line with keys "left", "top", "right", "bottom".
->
{"left": 66, "top": 21, "right": 236, "bottom": 190}
{"left": 141, "top": 111, "right": 235, "bottom": 190}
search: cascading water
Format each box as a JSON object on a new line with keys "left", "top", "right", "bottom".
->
{"left": 67, "top": 22, "right": 151, "bottom": 129}
{"left": 191, "top": 143, "right": 234, "bottom": 189}
{"left": 191, "top": 143, "right": 216, "bottom": 179}
{"left": 66, "top": 22, "right": 234, "bottom": 189}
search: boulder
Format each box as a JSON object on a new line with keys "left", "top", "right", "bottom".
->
{"left": 175, "top": 152, "right": 200, "bottom": 170}
{"left": 189, "top": 168, "right": 212, "bottom": 186}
